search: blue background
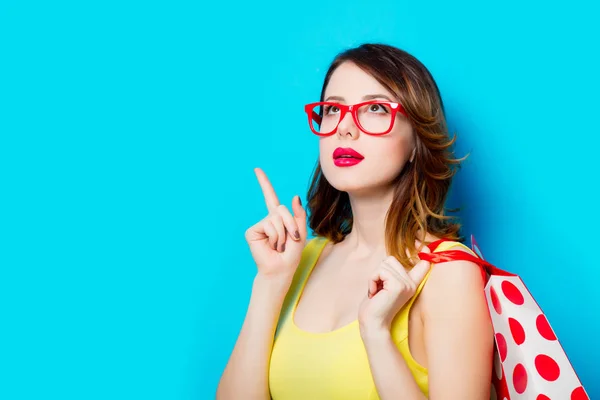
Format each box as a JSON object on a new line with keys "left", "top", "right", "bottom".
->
{"left": 1, "top": 0, "right": 598, "bottom": 398}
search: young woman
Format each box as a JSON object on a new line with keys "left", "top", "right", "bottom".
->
{"left": 217, "top": 44, "right": 494, "bottom": 399}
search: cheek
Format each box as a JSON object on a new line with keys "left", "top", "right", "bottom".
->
{"left": 374, "top": 135, "right": 412, "bottom": 164}
{"left": 318, "top": 139, "right": 335, "bottom": 163}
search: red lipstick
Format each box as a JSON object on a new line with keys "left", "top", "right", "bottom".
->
{"left": 333, "top": 147, "right": 364, "bottom": 167}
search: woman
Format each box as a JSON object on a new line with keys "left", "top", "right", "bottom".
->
{"left": 217, "top": 43, "right": 494, "bottom": 399}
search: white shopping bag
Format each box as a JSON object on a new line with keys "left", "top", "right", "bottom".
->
{"left": 420, "top": 236, "right": 589, "bottom": 400}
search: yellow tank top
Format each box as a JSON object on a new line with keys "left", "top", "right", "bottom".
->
{"left": 268, "top": 236, "right": 477, "bottom": 399}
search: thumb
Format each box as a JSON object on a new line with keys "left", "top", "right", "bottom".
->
{"left": 291, "top": 195, "right": 308, "bottom": 239}
{"left": 408, "top": 260, "right": 431, "bottom": 286}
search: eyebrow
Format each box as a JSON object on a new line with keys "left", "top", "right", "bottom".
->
{"left": 324, "top": 94, "right": 396, "bottom": 102}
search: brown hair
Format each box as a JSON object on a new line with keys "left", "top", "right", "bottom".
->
{"left": 306, "top": 43, "right": 467, "bottom": 269}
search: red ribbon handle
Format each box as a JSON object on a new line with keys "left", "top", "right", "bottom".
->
{"left": 418, "top": 238, "right": 514, "bottom": 281}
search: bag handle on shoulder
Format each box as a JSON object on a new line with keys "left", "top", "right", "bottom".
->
{"left": 418, "top": 237, "right": 514, "bottom": 279}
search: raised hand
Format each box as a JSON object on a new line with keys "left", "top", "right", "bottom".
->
{"left": 358, "top": 241, "right": 432, "bottom": 333}
{"left": 245, "top": 168, "right": 308, "bottom": 281}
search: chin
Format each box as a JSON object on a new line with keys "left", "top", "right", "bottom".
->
{"left": 321, "top": 163, "right": 397, "bottom": 195}
{"left": 328, "top": 178, "right": 370, "bottom": 193}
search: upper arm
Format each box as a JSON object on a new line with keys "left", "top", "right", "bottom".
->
{"left": 420, "top": 249, "right": 494, "bottom": 399}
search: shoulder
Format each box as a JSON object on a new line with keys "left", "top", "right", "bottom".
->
{"left": 420, "top": 241, "right": 487, "bottom": 316}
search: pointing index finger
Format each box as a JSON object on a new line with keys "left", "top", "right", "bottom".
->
{"left": 254, "top": 167, "right": 280, "bottom": 213}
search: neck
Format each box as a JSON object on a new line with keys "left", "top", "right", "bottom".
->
{"left": 342, "top": 185, "right": 395, "bottom": 256}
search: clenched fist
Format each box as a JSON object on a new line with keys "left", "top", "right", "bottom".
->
{"left": 358, "top": 241, "right": 432, "bottom": 333}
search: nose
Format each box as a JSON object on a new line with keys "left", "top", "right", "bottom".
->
{"left": 336, "top": 111, "right": 359, "bottom": 139}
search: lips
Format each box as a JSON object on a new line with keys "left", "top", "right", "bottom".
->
{"left": 333, "top": 147, "right": 364, "bottom": 167}
{"left": 333, "top": 147, "right": 364, "bottom": 160}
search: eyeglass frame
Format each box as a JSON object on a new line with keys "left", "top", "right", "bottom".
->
{"left": 304, "top": 100, "right": 408, "bottom": 137}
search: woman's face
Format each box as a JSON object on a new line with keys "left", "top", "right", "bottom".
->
{"left": 318, "top": 61, "right": 415, "bottom": 195}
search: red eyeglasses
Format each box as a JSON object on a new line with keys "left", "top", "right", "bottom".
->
{"left": 304, "top": 100, "right": 408, "bottom": 136}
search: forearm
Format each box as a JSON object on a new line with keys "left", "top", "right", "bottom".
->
{"left": 217, "top": 274, "right": 291, "bottom": 400}
{"left": 361, "top": 329, "right": 427, "bottom": 400}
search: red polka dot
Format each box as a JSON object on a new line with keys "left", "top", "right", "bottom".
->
{"left": 535, "top": 354, "right": 560, "bottom": 381}
{"left": 490, "top": 286, "right": 502, "bottom": 314}
{"left": 501, "top": 280, "right": 524, "bottom": 305}
{"left": 536, "top": 314, "right": 556, "bottom": 341}
{"left": 571, "top": 386, "right": 589, "bottom": 400}
{"left": 513, "top": 363, "right": 528, "bottom": 394}
{"left": 509, "top": 318, "right": 526, "bottom": 345}
{"left": 496, "top": 333, "right": 507, "bottom": 361}
{"left": 537, "top": 395, "right": 551, "bottom": 400}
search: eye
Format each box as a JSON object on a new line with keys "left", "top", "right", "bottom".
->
{"left": 368, "top": 104, "right": 389, "bottom": 113}
{"left": 324, "top": 105, "right": 341, "bottom": 115}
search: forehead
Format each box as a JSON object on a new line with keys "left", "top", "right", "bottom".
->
{"left": 324, "top": 61, "right": 395, "bottom": 101}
